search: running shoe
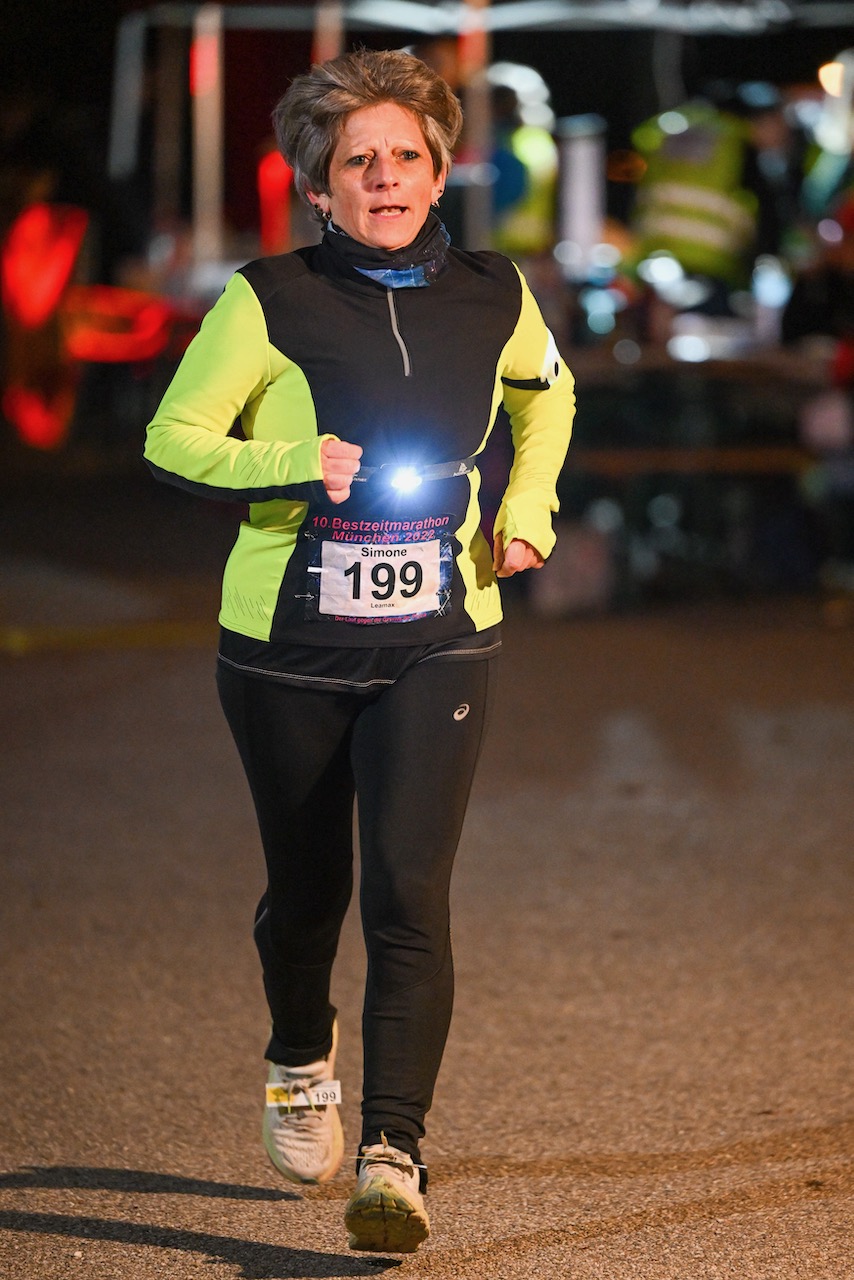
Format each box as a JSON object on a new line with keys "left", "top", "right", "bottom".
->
{"left": 262, "top": 1020, "right": 344, "bottom": 1183}
{"left": 344, "top": 1132, "right": 430, "bottom": 1253}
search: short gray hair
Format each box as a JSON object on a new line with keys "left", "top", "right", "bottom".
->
{"left": 273, "top": 49, "right": 463, "bottom": 203}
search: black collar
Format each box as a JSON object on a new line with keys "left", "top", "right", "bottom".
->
{"left": 319, "top": 212, "right": 450, "bottom": 287}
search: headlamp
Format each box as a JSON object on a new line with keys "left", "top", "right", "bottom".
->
{"left": 351, "top": 455, "right": 476, "bottom": 488}
{"left": 388, "top": 465, "right": 423, "bottom": 494}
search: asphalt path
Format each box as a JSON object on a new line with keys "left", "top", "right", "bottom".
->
{"left": 1, "top": 472, "right": 852, "bottom": 1278}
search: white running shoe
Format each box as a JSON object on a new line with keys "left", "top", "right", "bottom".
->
{"left": 261, "top": 1020, "right": 344, "bottom": 1184}
{"left": 344, "top": 1132, "right": 430, "bottom": 1254}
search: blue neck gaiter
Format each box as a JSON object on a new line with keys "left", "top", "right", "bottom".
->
{"left": 322, "top": 212, "right": 451, "bottom": 289}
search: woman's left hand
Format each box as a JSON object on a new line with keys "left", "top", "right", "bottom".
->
{"left": 493, "top": 532, "right": 545, "bottom": 577}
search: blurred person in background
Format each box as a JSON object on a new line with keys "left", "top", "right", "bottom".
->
{"left": 628, "top": 80, "right": 807, "bottom": 312}
{"left": 487, "top": 64, "right": 559, "bottom": 261}
{"left": 722, "top": 80, "right": 807, "bottom": 265}
{"left": 629, "top": 92, "right": 759, "bottom": 311}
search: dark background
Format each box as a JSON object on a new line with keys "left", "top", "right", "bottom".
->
{"left": 3, "top": 1, "right": 853, "bottom": 239}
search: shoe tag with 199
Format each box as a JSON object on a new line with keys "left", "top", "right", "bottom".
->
{"left": 266, "top": 1080, "right": 342, "bottom": 1108}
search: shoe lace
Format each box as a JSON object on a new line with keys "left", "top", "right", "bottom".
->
{"left": 359, "top": 1132, "right": 424, "bottom": 1174}
{"left": 273, "top": 1069, "right": 329, "bottom": 1127}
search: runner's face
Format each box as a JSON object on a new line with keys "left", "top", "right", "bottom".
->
{"left": 312, "top": 102, "right": 444, "bottom": 251}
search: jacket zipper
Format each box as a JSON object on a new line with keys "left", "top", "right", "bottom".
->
{"left": 386, "top": 289, "right": 412, "bottom": 377}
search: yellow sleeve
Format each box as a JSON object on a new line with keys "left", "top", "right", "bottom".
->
{"left": 494, "top": 266, "right": 575, "bottom": 559}
{"left": 144, "top": 272, "right": 333, "bottom": 501}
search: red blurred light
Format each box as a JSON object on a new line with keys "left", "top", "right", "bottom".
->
{"left": 190, "top": 33, "right": 219, "bottom": 97}
{"left": 2, "top": 383, "right": 76, "bottom": 450}
{"left": 1, "top": 203, "right": 89, "bottom": 328}
{"left": 62, "top": 285, "right": 176, "bottom": 363}
{"left": 833, "top": 337, "right": 854, "bottom": 388}
{"left": 257, "top": 150, "right": 293, "bottom": 255}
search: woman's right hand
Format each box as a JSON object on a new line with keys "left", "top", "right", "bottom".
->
{"left": 321, "top": 439, "right": 362, "bottom": 504}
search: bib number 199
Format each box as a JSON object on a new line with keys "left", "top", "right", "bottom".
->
{"left": 344, "top": 558, "right": 423, "bottom": 601}
{"left": 319, "top": 539, "right": 441, "bottom": 619}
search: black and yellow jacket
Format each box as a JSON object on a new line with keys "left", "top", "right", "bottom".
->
{"left": 145, "top": 230, "right": 574, "bottom": 648}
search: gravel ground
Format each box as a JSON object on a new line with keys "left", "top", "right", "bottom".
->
{"left": 1, "top": 474, "right": 852, "bottom": 1278}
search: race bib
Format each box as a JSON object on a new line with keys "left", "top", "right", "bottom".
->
{"left": 319, "top": 539, "right": 441, "bottom": 619}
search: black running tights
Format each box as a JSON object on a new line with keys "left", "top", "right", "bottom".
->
{"left": 216, "top": 653, "right": 495, "bottom": 1163}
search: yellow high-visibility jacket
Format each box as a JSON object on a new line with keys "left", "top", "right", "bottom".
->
{"left": 631, "top": 103, "right": 758, "bottom": 284}
{"left": 145, "top": 232, "right": 574, "bottom": 648}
